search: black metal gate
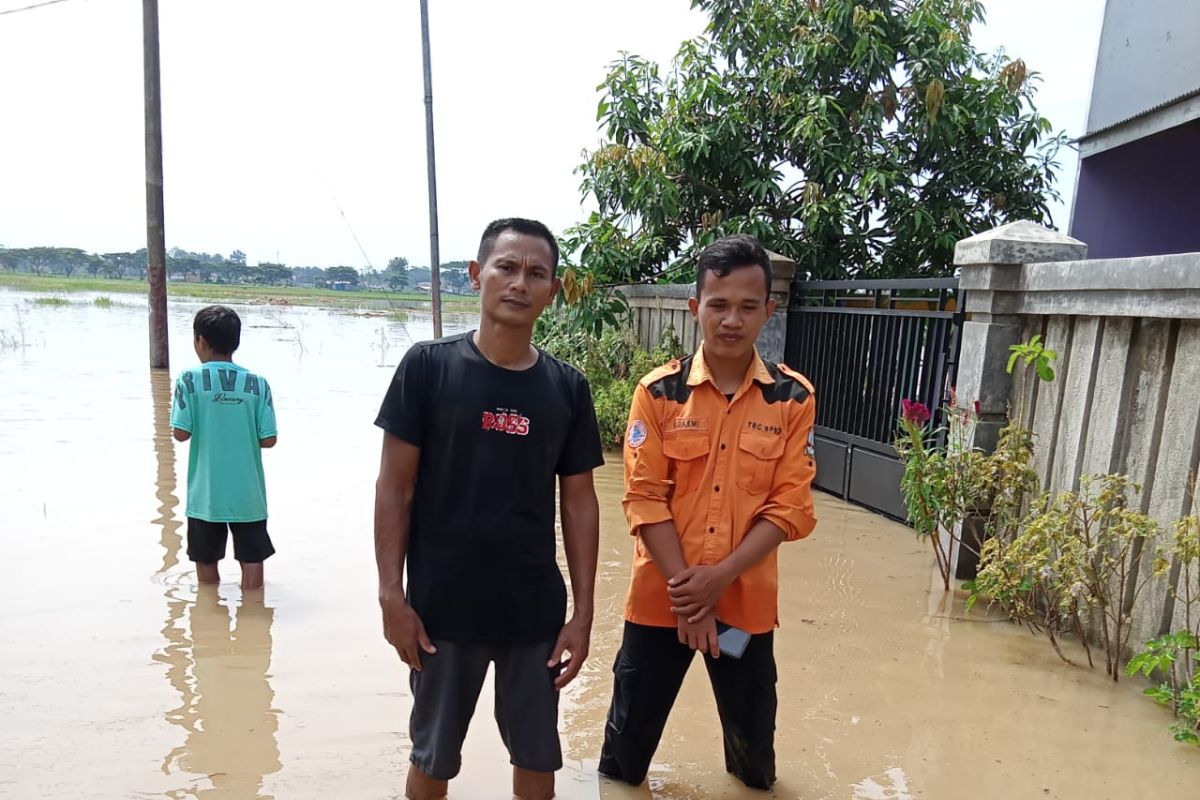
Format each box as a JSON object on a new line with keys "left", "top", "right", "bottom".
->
{"left": 785, "top": 278, "right": 963, "bottom": 519}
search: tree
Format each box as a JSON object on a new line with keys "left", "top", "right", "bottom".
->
{"left": 384, "top": 257, "right": 410, "bottom": 291}
{"left": 564, "top": 0, "right": 1065, "bottom": 287}
{"left": 443, "top": 269, "right": 472, "bottom": 294}
{"left": 324, "top": 266, "right": 360, "bottom": 286}
{"left": 257, "top": 263, "right": 294, "bottom": 286}
{"left": 229, "top": 250, "right": 247, "bottom": 266}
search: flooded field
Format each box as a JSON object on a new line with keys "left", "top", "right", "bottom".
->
{"left": 0, "top": 290, "right": 1196, "bottom": 798}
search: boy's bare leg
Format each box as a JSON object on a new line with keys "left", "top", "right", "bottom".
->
{"left": 196, "top": 563, "right": 220, "bottom": 584}
{"left": 405, "top": 765, "right": 448, "bottom": 800}
{"left": 240, "top": 562, "right": 264, "bottom": 590}
{"left": 513, "top": 767, "right": 554, "bottom": 800}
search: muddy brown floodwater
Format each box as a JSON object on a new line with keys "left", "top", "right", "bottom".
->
{"left": 1, "top": 291, "right": 1196, "bottom": 799}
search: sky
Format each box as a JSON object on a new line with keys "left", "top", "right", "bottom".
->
{"left": 0, "top": 0, "right": 1105, "bottom": 268}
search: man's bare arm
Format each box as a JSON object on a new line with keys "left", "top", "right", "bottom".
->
{"left": 551, "top": 470, "right": 600, "bottom": 689}
{"left": 638, "top": 520, "right": 688, "bottom": 580}
{"left": 374, "top": 432, "right": 436, "bottom": 669}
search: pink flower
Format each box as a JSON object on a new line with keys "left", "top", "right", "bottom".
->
{"left": 901, "top": 399, "right": 931, "bottom": 424}
{"left": 974, "top": 400, "right": 982, "bottom": 416}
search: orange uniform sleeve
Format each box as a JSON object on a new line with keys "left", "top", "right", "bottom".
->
{"left": 621, "top": 383, "right": 674, "bottom": 535}
{"left": 757, "top": 392, "right": 817, "bottom": 542}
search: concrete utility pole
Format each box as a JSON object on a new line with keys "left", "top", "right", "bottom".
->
{"left": 143, "top": 0, "right": 169, "bottom": 368}
{"left": 420, "top": 0, "right": 443, "bottom": 338}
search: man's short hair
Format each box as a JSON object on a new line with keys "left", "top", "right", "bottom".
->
{"left": 476, "top": 218, "right": 560, "bottom": 272}
{"left": 193, "top": 305, "right": 241, "bottom": 354}
{"left": 695, "top": 234, "right": 773, "bottom": 299}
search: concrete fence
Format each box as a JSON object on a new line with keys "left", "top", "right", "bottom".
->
{"left": 618, "top": 251, "right": 798, "bottom": 364}
{"left": 956, "top": 221, "right": 1200, "bottom": 647}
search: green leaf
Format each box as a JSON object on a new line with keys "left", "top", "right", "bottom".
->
{"left": 1006, "top": 352, "right": 1019, "bottom": 374}
{"left": 1036, "top": 362, "right": 1055, "bottom": 382}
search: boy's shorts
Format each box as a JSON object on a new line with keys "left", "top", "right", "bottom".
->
{"left": 408, "top": 638, "right": 562, "bottom": 781}
{"left": 186, "top": 518, "right": 275, "bottom": 563}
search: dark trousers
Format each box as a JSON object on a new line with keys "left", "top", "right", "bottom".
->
{"left": 599, "top": 621, "right": 778, "bottom": 790}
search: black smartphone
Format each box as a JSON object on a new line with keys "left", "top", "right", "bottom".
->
{"left": 715, "top": 621, "right": 751, "bottom": 659}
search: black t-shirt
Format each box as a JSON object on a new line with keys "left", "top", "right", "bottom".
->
{"left": 375, "top": 332, "right": 604, "bottom": 644}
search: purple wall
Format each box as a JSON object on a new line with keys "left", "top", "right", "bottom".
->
{"left": 1071, "top": 119, "right": 1200, "bottom": 259}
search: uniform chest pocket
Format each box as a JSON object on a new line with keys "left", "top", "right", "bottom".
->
{"left": 662, "top": 434, "right": 710, "bottom": 498}
{"left": 736, "top": 431, "right": 785, "bottom": 495}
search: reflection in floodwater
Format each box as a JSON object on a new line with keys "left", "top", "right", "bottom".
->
{"left": 158, "top": 588, "right": 281, "bottom": 799}
{"left": 149, "top": 368, "right": 281, "bottom": 798}
{"left": 151, "top": 370, "right": 183, "bottom": 574}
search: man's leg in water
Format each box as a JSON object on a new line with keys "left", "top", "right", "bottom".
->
{"left": 512, "top": 767, "right": 553, "bottom": 800}
{"left": 229, "top": 521, "right": 274, "bottom": 589}
{"left": 405, "top": 765, "right": 447, "bottom": 800}
{"left": 494, "top": 640, "right": 563, "bottom": 800}
{"left": 702, "top": 630, "right": 777, "bottom": 790}
{"left": 407, "top": 642, "right": 490, "bottom": 799}
{"left": 598, "top": 622, "right": 695, "bottom": 786}
{"left": 187, "top": 518, "right": 227, "bottom": 583}
{"left": 239, "top": 562, "right": 264, "bottom": 589}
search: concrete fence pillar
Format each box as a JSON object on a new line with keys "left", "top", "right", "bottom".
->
{"left": 954, "top": 221, "right": 1088, "bottom": 451}
{"left": 761, "top": 250, "right": 797, "bottom": 364}
{"left": 951, "top": 221, "right": 1087, "bottom": 577}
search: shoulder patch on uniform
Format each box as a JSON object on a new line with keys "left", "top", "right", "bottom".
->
{"left": 627, "top": 419, "right": 648, "bottom": 448}
{"left": 759, "top": 362, "right": 812, "bottom": 406}
{"left": 645, "top": 355, "right": 694, "bottom": 404}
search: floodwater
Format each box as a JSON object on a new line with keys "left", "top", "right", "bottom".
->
{"left": 0, "top": 290, "right": 1196, "bottom": 799}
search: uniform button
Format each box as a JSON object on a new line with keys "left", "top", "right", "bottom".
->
{"left": 720, "top": 443, "right": 726, "bottom": 450}
{"left": 709, "top": 526, "right": 715, "bottom": 533}
{"left": 714, "top": 485, "right": 720, "bottom": 492}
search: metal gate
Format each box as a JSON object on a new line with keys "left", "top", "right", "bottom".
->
{"left": 785, "top": 278, "right": 963, "bottom": 519}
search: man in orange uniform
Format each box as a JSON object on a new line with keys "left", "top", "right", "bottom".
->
{"left": 598, "top": 235, "right": 817, "bottom": 791}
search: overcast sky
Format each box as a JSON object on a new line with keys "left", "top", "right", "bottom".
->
{"left": 0, "top": 0, "right": 1104, "bottom": 268}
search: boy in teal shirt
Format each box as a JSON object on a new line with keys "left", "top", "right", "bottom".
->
{"left": 171, "top": 305, "right": 278, "bottom": 589}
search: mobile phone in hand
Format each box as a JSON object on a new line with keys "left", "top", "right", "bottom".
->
{"left": 715, "top": 621, "right": 750, "bottom": 659}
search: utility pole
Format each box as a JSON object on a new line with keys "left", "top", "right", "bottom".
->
{"left": 420, "top": 0, "right": 443, "bottom": 338}
{"left": 143, "top": 0, "right": 169, "bottom": 368}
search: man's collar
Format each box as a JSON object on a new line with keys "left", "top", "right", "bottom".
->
{"left": 686, "top": 344, "right": 775, "bottom": 388}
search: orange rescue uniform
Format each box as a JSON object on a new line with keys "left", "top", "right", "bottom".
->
{"left": 622, "top": 347, "right": 817, "bottom": 635}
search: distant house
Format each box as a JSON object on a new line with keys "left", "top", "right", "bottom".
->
{"left": 1071, "top": 0, "right": 1200, "bottom": 258}
{"left": 416, "top": 282, "right": 433, "bottom": 293}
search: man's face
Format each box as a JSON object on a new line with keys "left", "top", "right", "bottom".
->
{"left": 469, "top": 231, "right": 559, "bottom": 328}
{"left": 688, "top": 265, "right": 776, "bottom": 362}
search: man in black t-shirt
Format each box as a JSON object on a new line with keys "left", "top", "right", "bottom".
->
{"left": 374, "top": 218, "right": 604, "bottom": 800}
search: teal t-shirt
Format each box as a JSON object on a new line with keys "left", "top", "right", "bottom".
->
{"left": 170, "top": 361, "right": 277, "bottom": 522}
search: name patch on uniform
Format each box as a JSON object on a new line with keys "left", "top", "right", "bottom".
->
{"left": 670, "top": 417, "right": 708, "bottom": 432}
{"left": 746, "top": 420, "right": 782, "bottom": 436}
{"left": 805, "top": 428, "right": 815, "bottom": 457}
{"left": 628, "top": 420, "right": 648, "bottom": 448}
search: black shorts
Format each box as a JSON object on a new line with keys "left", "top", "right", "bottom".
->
{"left": 408, "top": 638, "right": 562, "bottom": 781}
{"left": 186, "top": 517, "right": 275, "bottom": 564}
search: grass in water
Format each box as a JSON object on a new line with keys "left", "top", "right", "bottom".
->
{"left": 31, "top": 296, "right": 71, "bottom": 307}
{"left": 94, "top": 296, "right": 114, "bottom": 308}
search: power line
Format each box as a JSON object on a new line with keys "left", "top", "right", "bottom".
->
{"left": 0, "top": 0, "right": 80, "bottom": 18}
